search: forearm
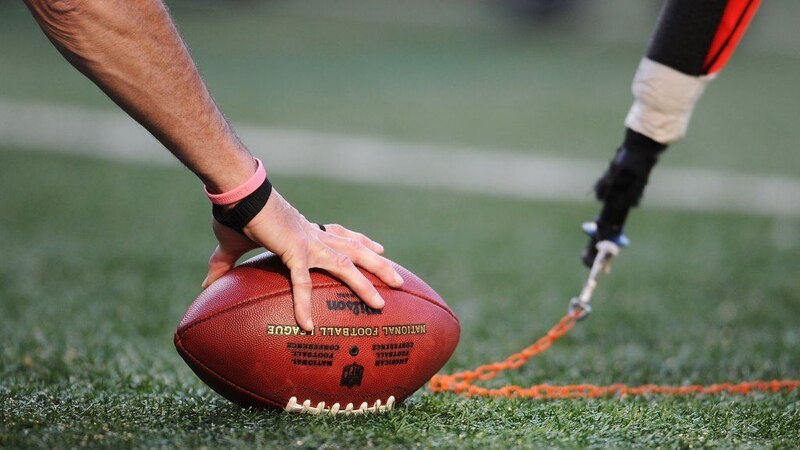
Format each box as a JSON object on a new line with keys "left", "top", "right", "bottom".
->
{"left": 24, "top": 0, "right": 403, "bottom": 327}
{"left": 24, "top": 0, "right": 254, "bottom": 192}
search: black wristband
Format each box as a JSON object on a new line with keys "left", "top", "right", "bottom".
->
{"left": 212, "top": 177, "right": 273, "bottom": 234}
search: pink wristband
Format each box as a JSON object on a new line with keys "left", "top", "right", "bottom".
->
{"left": 204, "top": 158, "right": 266, "bottom": 205}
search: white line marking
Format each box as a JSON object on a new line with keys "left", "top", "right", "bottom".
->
{"left": 1, "top": 98, "right": 799, "bottom": 217}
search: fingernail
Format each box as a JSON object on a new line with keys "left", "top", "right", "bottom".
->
{"left": 374, "top": 294, "right": 385, "bottom": 308}
{"left": 305, "top": 318, "right": 314, "bottom": 331}
{"left": 394, "top": 272, "right": 404, "bottom": 285}
{"left": 201, "top": 278, "right": 209, "bottom": 289}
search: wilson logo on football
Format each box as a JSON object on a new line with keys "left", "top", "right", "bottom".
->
{"left": 326, "top": 300, "right": 382, "bottom": 316}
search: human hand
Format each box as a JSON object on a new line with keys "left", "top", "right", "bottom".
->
{"left": 201, "top": 189, "right": 404, "bottom": 331}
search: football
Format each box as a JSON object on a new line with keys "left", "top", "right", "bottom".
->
{"left": 174, "top": 252, "right": 460, "bottom": 414}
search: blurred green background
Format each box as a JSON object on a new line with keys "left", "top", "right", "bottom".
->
{"left": 1, "top": 1, "right": 799, "bottom": 448}
{"left": 2, "top": 0, "right": 799, "bottom": 174}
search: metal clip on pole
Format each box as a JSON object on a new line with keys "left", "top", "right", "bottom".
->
{"left": 568, "top": 240, "right": 620, "bottom": 320}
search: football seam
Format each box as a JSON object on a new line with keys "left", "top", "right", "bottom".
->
{"left": 179, "top": 282, "right": 458, "bottom": 336}
{"left": 174, "top": 332, "right": 285, "bottom": 409}
{"left": 178, "top": 285, "right": 312, "bottom": 334}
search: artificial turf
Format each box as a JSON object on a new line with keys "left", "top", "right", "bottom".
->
{"left": 1, "top": 150, "right": 798, "bottom": 448}
{"left": 2, "top": 1, "right": 799, "bottom": 447}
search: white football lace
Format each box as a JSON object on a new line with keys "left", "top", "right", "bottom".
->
{"left": 284, "top": 395, "right": 396, "bottom": 415}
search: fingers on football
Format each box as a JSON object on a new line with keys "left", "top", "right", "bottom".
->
{"left": 288, "top": 264, "right": 315, "bottom": 332}
{"left": 202, "top": 245, "right": 241, "bottom": 289}
{"left": 315, "top": 245, "right": 386, "bottom": 310}
{"left": 203, "top": 223, "right": 259, "bottom": 289}
{"left": 323, "top": 223, "right": 385, "bottom": 255}
{"left": 320, "top": 233, "right": 404, "bottom": 288}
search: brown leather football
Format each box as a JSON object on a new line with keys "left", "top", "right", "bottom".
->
{"left": 174, "top": 252, "right": 459, "bottom": 414}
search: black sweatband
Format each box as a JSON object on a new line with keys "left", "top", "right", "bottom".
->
{"left": 212, "top": 177, "right": 272, "bottom": 234}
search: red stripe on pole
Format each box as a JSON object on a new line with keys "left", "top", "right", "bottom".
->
{"left": 703, "top": 0, "right": 761, "bottom": 74}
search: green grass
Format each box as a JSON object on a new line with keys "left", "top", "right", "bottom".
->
{"left": 1, "top": 150, "right": 799, "bottom": 448}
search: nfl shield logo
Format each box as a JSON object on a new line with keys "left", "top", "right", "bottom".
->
{"left": 340, "top": 363, "right": 364, "bottom": 388}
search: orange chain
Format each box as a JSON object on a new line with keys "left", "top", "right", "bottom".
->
{"left": 429, "top": 311, "right": 800, "bottom": 399}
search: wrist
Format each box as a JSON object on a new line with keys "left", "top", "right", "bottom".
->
{"left": 204, "top": 158, "right": 265, "bottom": 205}
{"left": 205, "top": 158, "right": 273, "bottom": 234}
{"left": 203, "top": 153, "right": 259, "bottom": 196}
{"left": 211, "top": 176, "right": 273, "bottom": 234}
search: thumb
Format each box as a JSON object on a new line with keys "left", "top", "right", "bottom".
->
{"left": 202, "top": 245, "right": 245, "bottom": 289}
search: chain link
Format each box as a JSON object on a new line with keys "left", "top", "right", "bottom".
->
{"left": 429, "top": 311, "right": 800, "bottom": 399}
